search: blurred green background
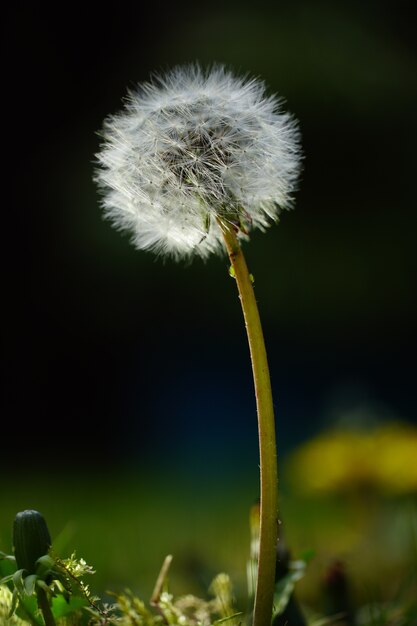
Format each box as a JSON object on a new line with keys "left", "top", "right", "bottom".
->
{"left": 2, "top": 0, "right": 417, "bottom": 614}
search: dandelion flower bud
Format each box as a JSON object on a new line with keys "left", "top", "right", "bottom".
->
{"left": 13, "top": 509, "right": 52, "bottom": 574}
{"left": 96, "top": 64, "right": 302, "bottom": 259}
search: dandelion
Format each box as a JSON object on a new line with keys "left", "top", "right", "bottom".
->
{"left": 96, "top": 64, "right": 301, "bottom": 259}
{"left": 286, "top": 423, "right": 417, "bottom": 495}
{"left": 96, "top": 64, "right": 302, "bottom": 626}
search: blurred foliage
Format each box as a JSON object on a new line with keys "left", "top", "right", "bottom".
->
{"left": 1, "top": 457, "right": 417, "bottom": 615}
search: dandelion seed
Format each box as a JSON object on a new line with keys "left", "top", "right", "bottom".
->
{"left": 95, "top": 64, "right": 302, "bottom": 259}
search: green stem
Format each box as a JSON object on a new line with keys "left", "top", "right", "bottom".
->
{"left": 219, "top": 220, "right": 278, "bottom": 626}
{"left": 36, "top": 587, "right": 56, "bottom": 626}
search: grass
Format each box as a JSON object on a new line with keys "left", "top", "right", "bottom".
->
{"left": 1, "top": 467, "right": 417, "bottom": 622}
{"left": 1, "top": 469, "right": 254, "bottom": 601}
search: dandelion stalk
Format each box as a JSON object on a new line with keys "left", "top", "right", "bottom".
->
{"left": 219, "top": 220, "right": 277, "bottom": 626}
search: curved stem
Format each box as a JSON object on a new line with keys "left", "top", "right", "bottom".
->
{"left": 36, "top": 587, "right": 56, "bottom": 626}
{"left": 219, "top": 220, "right": 278, "bottom": 626}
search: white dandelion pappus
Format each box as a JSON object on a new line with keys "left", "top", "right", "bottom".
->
{"left": 96, "top": 65, "right": 302, "bottom": 260}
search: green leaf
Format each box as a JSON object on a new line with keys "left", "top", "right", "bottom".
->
{"left": 0, "top": 555, "right": 16, "bottom": 579}
{"left": 8, "top": 588, "right": 19, "bottom": 618}
{"left": 273, "top": 561, "right": 307, "bottom": 616}
{"left": 12, "top": 569, "right": 26, "bottom": 596}
{"left": 52, "top": 594, "right": 87, "bottom": 618}
{"left": 0, "top": 573, "right": 15, "bottom": 585}
{"left": 36, "top": 579, "right": 49, "bottom": 592}
{"left": 16, "top": 594, "right": 43, "bottom": 626}
{"left": 24, "top": 574, "right": 38, "bottom": 596}
{"left": 273, "top": 573, "right": 297, "bottom": 615}
{"left": 35, "top": 554, "right": 54, "bottom": 579}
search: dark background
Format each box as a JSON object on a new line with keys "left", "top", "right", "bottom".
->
{"left": 3, "top": 0, "right": 416, "bottom": 475}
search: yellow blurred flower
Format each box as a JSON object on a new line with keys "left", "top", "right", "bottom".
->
{"left": 286, "top": 422, "right": 417, "bottom": 495}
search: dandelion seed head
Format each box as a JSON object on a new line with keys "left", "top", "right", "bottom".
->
{"left": 96, "top": 64, "right": 302, "bottom": 259}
